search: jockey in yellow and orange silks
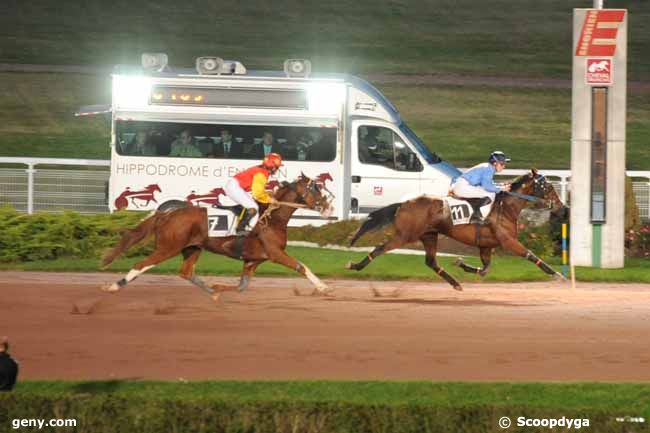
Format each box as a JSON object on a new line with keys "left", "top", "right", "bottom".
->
{"left": 224, "top": 153, "right": 283, "bottom": 234}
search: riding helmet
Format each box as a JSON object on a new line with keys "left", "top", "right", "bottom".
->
{"left": 488, "top": 151, "right": 511, "bottom": 164}
{"left": 263, "top": 152, "right": 283, "bottom": 170}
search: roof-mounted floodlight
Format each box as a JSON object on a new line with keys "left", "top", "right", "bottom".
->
{"left": 284, "top": 59, "right": 311, "bottom": 78}
{"left": 141, "top": 53, "right": 168, "bottom": 72}
{"left": 196, "top": 56, "right": 224, "bottom": 75}
{"left": 222, "top": 60, "right": 247, "bottom": 75}
{"left": 195, "top": 57, "right": 247, "bottom": 75}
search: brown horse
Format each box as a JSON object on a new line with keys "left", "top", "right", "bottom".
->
{"left": 101, "top": 175, "right": 333, "bottom": 301}
{"left": 346, "top": 169, "right": 567, "bottom": 291}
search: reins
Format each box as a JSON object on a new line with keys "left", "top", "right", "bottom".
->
{"left": 506, "top": 191, "right": 542, "bottom": 202}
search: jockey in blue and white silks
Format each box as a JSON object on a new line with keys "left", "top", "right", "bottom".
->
{"left": 451, "top": 151, "right": 512, "bottom": 224}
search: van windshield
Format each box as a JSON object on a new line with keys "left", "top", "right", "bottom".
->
{"left": 399, "top": 123, "right": 441, "bottom": 164}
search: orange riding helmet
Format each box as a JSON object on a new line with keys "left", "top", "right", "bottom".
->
{"left": 262, "top": 153, "right": 283, "bottom": 170}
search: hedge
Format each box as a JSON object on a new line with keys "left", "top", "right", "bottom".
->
{"left": 1, "top": 381, "right": 648, "bottom": 433}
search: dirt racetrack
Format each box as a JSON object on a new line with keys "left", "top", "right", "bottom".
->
{"left": 1, "top": 271, "right": 649, "bottom": 382}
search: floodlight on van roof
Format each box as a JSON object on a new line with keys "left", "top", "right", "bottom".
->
{"left": 284, "top": 59, "right": 311, "bottom": 78}
{"left": 196, "top": 57, "right": 247, "bottom": 75}
{"left": 196, "top": 56, "right": 224, "bottom": 74}
{"left": 141, "top": 53, "right": 168, "bottom": 72}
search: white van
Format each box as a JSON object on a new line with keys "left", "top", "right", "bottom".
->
{"left": 86, "top": 55, "right": 461, "bottom": 231}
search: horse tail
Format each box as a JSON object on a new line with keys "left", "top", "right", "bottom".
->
{"left": 350, "top": 203, "right": 401, "bottom": 246}
{"left": 101, "top": 211, "right": 159, "bottom": 269}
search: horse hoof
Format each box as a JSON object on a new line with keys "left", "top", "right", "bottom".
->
{"left": 554, "top": 272, "right": 568, "bottom": 281}
{"left": 101, "top": 284, "right": 119, "bottom": 293}
{"left": 452, "top": 285, "right": 463, "bottom": 292}
{"left": 313, "top": 286, "right": 334, "bottom": 296}
{"left": 212, "top": 284, "right": 236, "bottom": 292}
{"left": 344, "top": 261, "right": 353, "bottom": 270}
{"left": 312, "top": 290, "right": 334, "bottom": 297}
{"left": 454, "top": 257, "right": 464, "bottom": 266}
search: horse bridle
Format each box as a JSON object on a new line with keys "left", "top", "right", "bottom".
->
{"left": 504, "top": 174, "right": 555, "bottom": 206}
{"left": 282, "top": 178, "right": 332, "bottom": 213}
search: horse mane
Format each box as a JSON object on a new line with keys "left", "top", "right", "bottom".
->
{"left": 273, "top": 176, "right": 308, "bottom": 202}
{"left": 508, "top": 172, "right": 533, "bottom": 192}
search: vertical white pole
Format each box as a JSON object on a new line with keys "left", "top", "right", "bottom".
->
{"left": 647, "top": 181, "right": 650, "bottom": 220}
{"left": 26, "top": 164, "right": 35, "bottom": 214}
{"left": 594, "top": 0, "right": 603, "bottom": 9}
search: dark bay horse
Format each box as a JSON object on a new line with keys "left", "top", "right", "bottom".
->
{"left": 346, "top": 169, "right": 567, "bottom": 291}
{"left": 101, "top": 175, "right": 333, "bottom": 301}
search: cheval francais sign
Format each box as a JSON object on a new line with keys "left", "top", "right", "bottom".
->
{"left": 575, "top": 9, "right": 625, "bottom": 86}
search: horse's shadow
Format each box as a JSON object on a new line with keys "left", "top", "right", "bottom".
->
{"left": 323, "top": 297, "right": 543, "bottom": 307}
{"left": 70, "top": 379, "right": 142, "bottom": 394}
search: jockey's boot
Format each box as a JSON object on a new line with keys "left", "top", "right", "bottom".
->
{"left": 236, "top": 208, "right": 257, "bottom": 235}
{"left": 465, "top": 197, "right": 492, "bottom": 225}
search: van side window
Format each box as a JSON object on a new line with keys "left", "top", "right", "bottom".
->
{"left": 115, "top": 121, "right": 336, "bottom": 162}
{"left": 358, "top": 126, "right": 422, "bottom": 172}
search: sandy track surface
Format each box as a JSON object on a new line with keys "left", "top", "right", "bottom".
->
{"left": 1, "top": 271, "right": 649, "bottom": 382}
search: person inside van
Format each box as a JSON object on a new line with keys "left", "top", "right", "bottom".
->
{"left": 359, "top": 126, "right": 391, "bottom": 167}
{"left": 249, "top": 131, "right": 284, "bottom": 159}
{"left": 213, "top": 129, "right": 244, "bottom": 158}
{"left": 451, "top": 150, "right": 512, "bottom": 224}
{"left": 126, "top": 130, "right": 158, "bottom": 156}
{"left": 298, "top": 129, "right": 334, "bottom": 161}
{"left": 169, "top": 129, "right": 202, "bottom": 157}
{"left": 224, "top": 153, "right": 282, "bottom": 235}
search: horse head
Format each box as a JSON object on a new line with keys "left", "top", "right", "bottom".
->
{"left": 146, "top": 184, "right": 162, "bottom": 193}
{"left": 280, "top": 173, "right": 333, "bottom": 218}
{"left": 509, "top": 169, "right": 565, "bottom": 213}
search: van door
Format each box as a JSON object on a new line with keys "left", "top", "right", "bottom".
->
{"left": 351, "top": 122, "right": 424, "bottom": 213}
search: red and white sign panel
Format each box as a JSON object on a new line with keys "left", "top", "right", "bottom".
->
{"left": 575, "top": 10, "right": 625, "bottom": 57}
{"left": 586, "top": 58, "right": 613, "bottom": 85}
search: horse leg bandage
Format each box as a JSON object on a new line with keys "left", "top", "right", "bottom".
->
{"left": 190, "top": 276, "right": 214, "bottom": 294}
{"left": 526, "top": 251, "right": 556, "bottom": 275}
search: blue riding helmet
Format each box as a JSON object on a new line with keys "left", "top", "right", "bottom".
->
{"left": 488, "top": 151, "right": 511, "bottom": 164}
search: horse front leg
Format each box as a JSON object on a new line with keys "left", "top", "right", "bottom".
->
{"left": 455, "top": 247, "right": 492, "bottom": 277}
{"left": 499, "top": 236, "right": 566, "bottom": 280}
{"left": 265, "top": 247, "right": 331, "bottom": 295}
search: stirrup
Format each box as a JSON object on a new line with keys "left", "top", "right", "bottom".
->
{"left": 469, "top": 214, "right": 486, "bottom": 225}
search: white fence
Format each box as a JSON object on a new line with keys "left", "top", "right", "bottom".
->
{"left": 1, "top": 157, "right": 649, "bottom": 220}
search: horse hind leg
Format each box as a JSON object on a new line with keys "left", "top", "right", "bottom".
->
{"left": 421, "top": 232, "right": 463, "bottom": 291}
{"left": 102, "top": 247, "right": 180, "bottom": 293}
{"left": 211, "top": 260, "right": 264, "bottom": 293}
{"left": 345, "top": 237, "right": 404, "bottom": 271}
{"left": 455, "top": 247, "right": 492, "bottom": 277}
{"left": 178, "top": 246, "right": 220, "bottom": 302}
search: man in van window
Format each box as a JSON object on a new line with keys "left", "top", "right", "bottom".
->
{"left": 126, "top": 130, "right": 157, "bottom": 156}
{"left": 213, "top": 129, "right": 243, "bottom": 158}
{"left": 169, "top": 129, "right": 202, "bottom": 157}
{"left": 359, "top": 127, "right": 392, "bottom": 167}
{"left": 250, "top": 131, "right": 284, "bottom": 159}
